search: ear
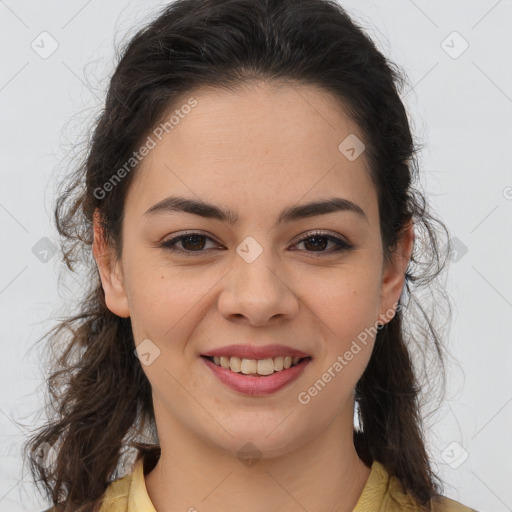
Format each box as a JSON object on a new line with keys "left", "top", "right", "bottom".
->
{"left": 92, "top": 209, "right": 130, "bottom": 318}
{"left": 377, "top": 220, "right": 414, "bottom": 325}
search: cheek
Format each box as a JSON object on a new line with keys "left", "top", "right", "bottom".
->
{"left": 297, "top": 271, "right": 378, "bottom": 412}
{"left": 125, "top": 258, "right": 216, "bottom": 344}
{"left": 297, "top": 261, "right": 382, "bottom": 342}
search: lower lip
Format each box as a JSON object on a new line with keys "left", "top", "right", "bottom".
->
{"left": 201, "top": 356, "right": 311, "bottom": 396}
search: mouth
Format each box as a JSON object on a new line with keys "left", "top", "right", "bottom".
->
{"left": 200, "top": 355, "right": 312, "bottom": 377}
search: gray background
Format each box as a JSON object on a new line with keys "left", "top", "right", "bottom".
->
{"left": 1, "top": 0, "right": 511, "bottom": 510}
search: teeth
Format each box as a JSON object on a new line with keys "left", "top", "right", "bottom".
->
{"left": 208, "top": 355, "right": 305, "bottom": 375}
{"left": 241, "top": 358, "right": 257, "bottom": 375}
{"left": 257, "top": 358, "right": 275, "bottom": 375}
{"left": 230, "top": 357, "right": 241, "bottom": 373}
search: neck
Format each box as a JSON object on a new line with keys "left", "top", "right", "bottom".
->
{"left": 145, "top": 402, "right": 371, "bottom": 512}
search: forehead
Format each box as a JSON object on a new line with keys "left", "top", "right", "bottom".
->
{"left": 125, "top": 82, "right": 377, "bottom": 226}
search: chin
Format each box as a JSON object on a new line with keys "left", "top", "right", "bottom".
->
{"left": 204, "top": 421, "right": 310, "bottom": 462}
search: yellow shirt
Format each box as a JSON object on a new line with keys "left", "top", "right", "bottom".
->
{"left": 88, "top": 457, "right": 477, "bottom": 512}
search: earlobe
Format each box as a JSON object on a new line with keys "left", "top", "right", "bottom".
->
{"left": 92, "top": 209, "right": 131, "bottom": 318}
{"left": 377, "top": 221, "right": 414, "bottom": 325}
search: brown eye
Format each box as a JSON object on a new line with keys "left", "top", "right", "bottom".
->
{"left": 177, "top": 234, "right": 207, "bottom": 251}
{"left": 292, "top": 231, "right": 353, "bottom": 255}
{"left": 160, "top": 232, "right": 221, "bottom": 255}
{"left": 159, "top": 230, "right": 354, "bottom": 257}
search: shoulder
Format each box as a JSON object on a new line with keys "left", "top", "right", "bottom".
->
{"left": 431, "top": 495, "right": 480, "bottom": 512}
{"left": 40, "top": 470, "right": 135, "bottom": 512}
{"left": 382, "top": 465, "right": 478, "bottom": 512}
{"left": 388, "top": 482, "right": 479, "bottom": 511}
{"left": 96, "top": 469, "right": 134, "bottom": 511}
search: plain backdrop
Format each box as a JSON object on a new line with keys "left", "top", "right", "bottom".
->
{"left": 1, "top": 1, "right": 511, "bottom": 511}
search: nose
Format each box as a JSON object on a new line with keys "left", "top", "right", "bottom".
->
{"left": 217, "top": 246, "right": 300, "bottom": 326}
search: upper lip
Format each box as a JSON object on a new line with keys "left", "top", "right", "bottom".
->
{"left": 201, "top": 344, "right": 310, "bottom": 360}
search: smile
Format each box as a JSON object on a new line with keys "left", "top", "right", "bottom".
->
{"left": 200, "top": 355, "right": 312, "bottom": 395}
{"left": 204, "top": 355, "right": 309, "bottom": 376}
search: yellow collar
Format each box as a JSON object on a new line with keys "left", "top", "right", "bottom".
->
{"left": 101, "top": 455, "right": 419, "bottom": 511}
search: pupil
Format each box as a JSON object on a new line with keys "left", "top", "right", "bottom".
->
{"left": 183, "top": 235, "right": 205, "bottom": 250}
{"left": 305, "top": 236, "right": 327, "bottom": 251}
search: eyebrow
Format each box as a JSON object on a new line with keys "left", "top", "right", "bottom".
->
{"left": 143, "top": 195, "right": 368, "bottom": 226}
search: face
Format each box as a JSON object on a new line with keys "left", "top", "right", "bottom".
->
{"left": 94, "top": 81, "right": 411, "bottom": 459}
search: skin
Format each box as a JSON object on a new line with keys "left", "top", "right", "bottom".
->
{"left": 93, "top": 81, "right": 414, "bottom": 512}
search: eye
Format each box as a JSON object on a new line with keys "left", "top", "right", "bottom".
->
{"left": 159, "top": 230, "right": 354, "bottom": 257}
{"left": 292, "top": 230, "right": 354, "bottom": 256}
{"left": 160, "top": 232, "right": 222, "bottom": 255}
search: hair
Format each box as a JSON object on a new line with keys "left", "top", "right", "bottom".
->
{"left": 24, "top": 0, "right": 452, "bottom": 511}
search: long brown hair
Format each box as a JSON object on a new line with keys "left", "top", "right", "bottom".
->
{"left": 24, "top": 0, "right": 451, "bottom": 510}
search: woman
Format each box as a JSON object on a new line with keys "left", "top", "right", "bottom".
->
{"left": 26, "top": 0, "right": 477, "bottom": 510}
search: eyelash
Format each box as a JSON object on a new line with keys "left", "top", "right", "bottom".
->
{"left": 159, "top": 230, "right": 354, "bottom": 257}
